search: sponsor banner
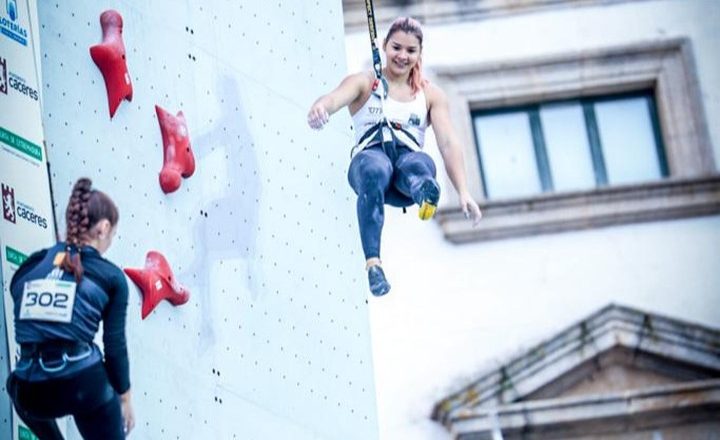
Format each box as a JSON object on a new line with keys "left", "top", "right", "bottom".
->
{"left": 0, "top": 0, "right": 43, "bottom": 153}
{"left": 0, "top": 1, "right": 55, "bottom": 439}
{"left": 0, "top": 48, "right": 43, "bottom": 158}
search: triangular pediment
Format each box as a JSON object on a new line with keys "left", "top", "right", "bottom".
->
{"left": 549, "top": 357, "right": 678, "bottom": 399}
{"left": 432, "top": 304, "right": 720, "bottom": 430}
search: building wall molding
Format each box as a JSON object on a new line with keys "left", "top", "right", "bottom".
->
{"left": 342, "top": 0, "right": 651, "bottom": 32}
{"left": 436, "top": 175, "right": 720, "bottom": 243}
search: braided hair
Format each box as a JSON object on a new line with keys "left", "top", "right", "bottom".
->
{"left": 61, "top": 178, "right": 119, "bottom": 282}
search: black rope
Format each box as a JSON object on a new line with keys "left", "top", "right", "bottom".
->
{"left": 364, "top": 0, "right": 388, "bottom": 98}
{"left": 364, "top": 0, "right": 382, "bottom": 80}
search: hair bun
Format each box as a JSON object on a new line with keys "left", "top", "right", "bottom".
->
{"left": 73, "top": 177, "right": 93, "bottom": 192}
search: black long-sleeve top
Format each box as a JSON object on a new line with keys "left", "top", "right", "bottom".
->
{"left": 10, "top": 242, "right": 130, "bottom": 394}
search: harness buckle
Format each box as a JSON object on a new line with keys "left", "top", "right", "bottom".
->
{"left": 371, "top": 76, "right": 388, "bottom": 99}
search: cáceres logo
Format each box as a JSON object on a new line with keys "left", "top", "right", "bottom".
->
{"left": 1, "top": 183, "right": 48, "bottom": 229}
{"left": 2, "top": 182, "right": 15, "bottom": 223}
{"left": 0, "top": 57, "right": 7, "bottom": 95}
{"left": 9, "top": 70, "right": 37, "bottom": 100}
{"left": 0, "top": 56, "right": 38, "bottom": 100}
{"left": 0, "top": 56, "right": 7, "bottom": 94}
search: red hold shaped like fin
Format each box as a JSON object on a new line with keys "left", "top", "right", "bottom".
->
{"left": 124, "top": 251, "right": 190, "bottom": 320}
{"left": 90, "top": 10, "right": 133, "bottom": 118}
{"left": 156, "top": 105, "right": 195, "bottom": 194}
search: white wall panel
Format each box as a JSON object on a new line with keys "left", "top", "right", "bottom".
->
{"left": 38, "top": 1, "right": 378, "bottom": 439}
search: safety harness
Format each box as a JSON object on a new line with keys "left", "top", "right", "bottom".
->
{"left": 18, "top": 341, "right": 93, "bottom": 373}
{"left": 353, "top": 119, "right": 422, "bottom": 162}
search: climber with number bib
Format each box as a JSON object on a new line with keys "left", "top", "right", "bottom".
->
{"left": 307, "top": 16, "right": 482, "bottom": 296}
{"left": 6, "top": 178, "right": 135, "bottom": 439}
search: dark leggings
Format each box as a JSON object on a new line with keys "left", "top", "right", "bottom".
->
{"left": 348, "top": 145, "right": 437, "bottom": 260}
{"left": 6, "top": 362, "right": 124, "bottom": 440}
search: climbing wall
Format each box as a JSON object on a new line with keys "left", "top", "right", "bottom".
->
{"left": 38, "top": 1, "right": 378, "bottom": 439}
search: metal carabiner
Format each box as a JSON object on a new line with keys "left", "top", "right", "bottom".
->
{"left": 38, "top": 344, "right": 92, "bottom": 373}
{"left": 39, "top": 355, "right": 68, "bottom": 373}
{"left": 65, "top": 345, "right": 92, "bottom": 362}
{"left": 14, "top": 357, "right": 34, "bottom": 372}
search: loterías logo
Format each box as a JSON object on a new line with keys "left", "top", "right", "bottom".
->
{"left": 1, "top": 0, "right": 27, "bottom": 46}
{"left": 6, "top": 0, "right": 16, "bottom": 21}
{"left": 0, "top": 56, "right": 7, "bottom": 94}
{"left": 2, "top": 183, "right": 16, "bottom": 223}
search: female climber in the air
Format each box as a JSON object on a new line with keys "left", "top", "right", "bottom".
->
{"left": 7, "top": 178, "right": 135, "bottom": 439}
{"left": 307, "top": 17, "right": 482, "bottom": 297}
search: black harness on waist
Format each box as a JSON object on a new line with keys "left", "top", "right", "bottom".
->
{"left": 352, "top": 121, "right": 424, "bottom": 211}
{"left": 20, "top": 340, "right": 91, "bottom": 360}
{"left": 352, "top": 119, "right": 422, "bottom": 162}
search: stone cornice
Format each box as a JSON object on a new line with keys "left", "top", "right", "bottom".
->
{"left": 432, "top": 303, "right": 720, "bottom": 426}
{"left": 436, "top": 173, "right": 720, "bottom": 244}
{"left": 451, "top": 379, "right": 720, "bottom": 439}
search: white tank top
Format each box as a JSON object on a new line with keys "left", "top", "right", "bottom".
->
{"left": 352, "top": 88, "right": 429, "bottom": 149}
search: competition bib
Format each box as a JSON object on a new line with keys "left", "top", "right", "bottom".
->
{"left": 20, "top": 279, "right": 77, "bottom": 323}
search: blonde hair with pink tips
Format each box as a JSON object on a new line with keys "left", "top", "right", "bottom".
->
{"left": 384, "top": 17, "right": 428, "bottom": 95}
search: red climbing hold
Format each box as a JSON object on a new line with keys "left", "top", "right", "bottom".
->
{"left": 156, "top": 105, "right": 195, "bottom": 194}
{"left": 90, "top": 10, "right": 133, "bottom": 118}
{"left": 124, "top": 251, "right": 190, "bottom": 320}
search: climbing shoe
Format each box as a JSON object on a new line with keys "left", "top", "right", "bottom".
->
{"left": 417, "top": 180, "right": 440, "bottom": 221}
{"left": 368, "top": 265, "right": 391, "bottom": 297}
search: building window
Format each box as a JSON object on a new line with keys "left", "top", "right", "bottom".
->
{"left": 431, "top": 39, "right": 719, "bottom": 242}
{"left": 473, "top": 92, "right": 668, "bottom": 200}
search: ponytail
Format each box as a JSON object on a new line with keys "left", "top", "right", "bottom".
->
{"left": 408, "top": 55, "right": 427, "bottom": 96}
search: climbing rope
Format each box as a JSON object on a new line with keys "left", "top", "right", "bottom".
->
{"left": 361, "top": 0, "right": 395, "bottom": 161}
{"left": 364, "top": 0, "right": 388, "bottom": 97}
